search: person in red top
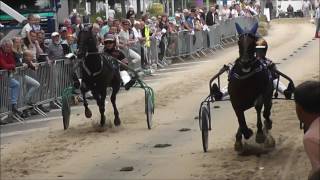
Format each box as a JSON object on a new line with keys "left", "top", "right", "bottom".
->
{"left": 0, "top": 39, "right": 23, "bottom": 116}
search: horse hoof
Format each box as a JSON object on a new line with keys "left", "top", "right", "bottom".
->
{"left": 100, "top": 115, "right": 106, "bottom": 127}
{"left": 234, "top": 141, "right": 243, "bottom": 152}
{"left": 243, "top": 128, "right": 253, "bottom": 139}
{"left": 114, "top": 118, "right": 121, "bottom": 126}
{"left": 85, "top": 108, "right": 92, "bottom": 118}
{"left": 256, "top": 132, "right": 266, "bottom": 144}
{"left": 264, "top": 135, "right": 276, "bottom": 148}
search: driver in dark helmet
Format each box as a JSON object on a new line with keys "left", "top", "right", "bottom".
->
{"left": 215, "top": 38, "right": 287, "bottom": 100}
{"left": 103, "top": 34, "right": 136, "bottom": 90}
{"left": 255, "top": 38, "right": 286, "bottom": 94}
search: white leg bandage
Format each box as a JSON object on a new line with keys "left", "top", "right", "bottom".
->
{"left": 273, "top": 79, "right": 286, "bottom": 94}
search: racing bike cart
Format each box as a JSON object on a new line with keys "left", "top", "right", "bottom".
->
{"left": 198, "top": 63, "right": 295, "bottom": 152}
{"left": 61, "top": 56, "right": 155, "bottom": 130}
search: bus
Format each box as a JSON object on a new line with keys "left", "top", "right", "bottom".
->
{"left": 0, "top": 0, "right": 62, "bottom": 35}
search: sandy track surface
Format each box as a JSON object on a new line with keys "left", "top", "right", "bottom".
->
{"left": 1, "top": 21, "right": 319, "bottom": 180}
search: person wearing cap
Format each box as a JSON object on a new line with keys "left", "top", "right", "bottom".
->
{"left": 294, "top": 80, "right": 320, "bottom": 180}
{"left": 47, "top": 32, "right": 64, "bottom": 62}
{"left": 118, "top": 19, "right": 141, "bottom": 66}
{"left": 103, "top": 34, "right": 136, "bottom": 90}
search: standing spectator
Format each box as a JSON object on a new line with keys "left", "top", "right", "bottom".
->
{"left": 61, "top": 18, "right": 74, "bottom": 37}
{"left": 315, "top": 5, "right": 320, "bottom": 38}
{"left": 118, "top": 20, "right": 141, "bottom": 65}
{"left": 21, "top": 14, "right": 36, "bottom": 47}
{"left": 0, "top": 39, "right": 23, "bottom": 116}
{"left": 126, "top": 6, "right": 135, "bottom": 19}
{"left": 206, "top": 6, "right": 219, "bottom": 26}
{"left": 73, "top": 16, "right": 84, "bottom": 36}
{"left": 108, "top": 7, "right": 116, "bottom": 19}
{"left": 23, "top": 30, "right": 43, "bottom": 60}
{"left": 159, "top": 14, "right": 169, "bottom": 62}
{"left": 220, "top": 4, "right": 231, "bottom": 20}
{"left": 235, "top": 4, "right": 245, "bottom": 17}
{"left": 294, "top": 81, "right": 320, "bottom": 180}
{"left": 265, "top": 0, "right": 274, "bottom": 19}
{"left": 183, "top": 9, "right": 190, "bottom": 21}
{"left": 12, "top": 36, "right": 24, "bottom": 66}
{"left": 32, "top": 14, "right": 42, "bottom": 32}
{"left": 302, "top": 0, "right": 311, "bottom": 17}
{"left": 20, "top": 50, "right": 40, "bottom": 106}
{"left": 47, "top": 32, "right": 64, "bottom": 62}
{"left": 287, "top": 4, "right": 294, "bottom": 17}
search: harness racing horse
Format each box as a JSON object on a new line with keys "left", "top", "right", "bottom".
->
{"left": 77, "top": 26, "right": 121, "bottom": 127}
{"left": 228, "top": 22, "right": 274, "bottom": 151}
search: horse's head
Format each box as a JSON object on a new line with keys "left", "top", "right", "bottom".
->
{"left": 77, "top": 25, "right": 99, "bottom": 58}
{"left": 236, "top": 22, "right": 258, "bottom": 65}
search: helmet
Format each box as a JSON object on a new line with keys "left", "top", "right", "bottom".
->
{"left": 256, "top": 38, "right": 268, "bottom": 51}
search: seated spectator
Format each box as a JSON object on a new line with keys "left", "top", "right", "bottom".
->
{"left": 0, "top": 39, "right": 23, "bottom": 116}
{"left": 47, "top": 32, "right": 64, "bottom": 62}
{"left": 294, "top": 81, "right": 320, "bottom": 180}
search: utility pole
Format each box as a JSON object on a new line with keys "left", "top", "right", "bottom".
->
{"left": 137, "top": 0, "right": 141, "bottom": 18}
{"left": 171, "top": 0, "right": 174, "bottom": 16}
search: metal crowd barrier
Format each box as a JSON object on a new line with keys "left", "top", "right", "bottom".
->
{"left": 0, "top": 59, "right": 75, "bottom": 121}
{"left": 164, "top": 16, "right": 258, "bottom": 61}
{"left": 0, "top": 16, "right": 259, "bottom": 121}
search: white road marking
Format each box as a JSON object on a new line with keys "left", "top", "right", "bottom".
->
{"left": 1, "top": 127, "right": 49, "bottom": 138}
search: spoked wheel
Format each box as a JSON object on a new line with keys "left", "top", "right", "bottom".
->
{"left": 200, "top": 106, "right": 210, "bottom": 152}
{"left": 145, "top": 90, "right": 154, "bottom": 129}
{"left": 62, "top": 87, "right": 73, "bottom": 130}
{"left": 62, "top": 96, "right": 71, "bottom": 130}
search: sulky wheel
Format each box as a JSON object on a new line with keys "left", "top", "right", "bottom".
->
{"left": 200, "top": 106, "right": 210, "bottom": 152}
{"left": 145, "top": 90, "right": 154, "bottom": 129}
{"left": 62, "top": 96, "right": 71, "bottom": 130}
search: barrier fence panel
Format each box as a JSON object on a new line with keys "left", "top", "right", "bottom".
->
{"left": 0, "top": 70, "right": 10, "bottom": 114}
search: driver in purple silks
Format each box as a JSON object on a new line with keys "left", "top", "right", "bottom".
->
{"left": 294, "top": 81, "right": 320, "bottom": 180}
{"left": 219, "top": 38, "right": 286, "bottom": 99}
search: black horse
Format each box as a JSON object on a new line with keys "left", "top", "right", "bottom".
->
{"left": 77, "top": 26, "right": 121, "bottom": 127}
{"left": 228, "top": 22, "right": 273, "bottom": 151}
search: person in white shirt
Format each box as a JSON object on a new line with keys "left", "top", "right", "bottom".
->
{"left": 220, "top": 4, "right": 231, "bottom": 20}
{"left": 118, "top": 20, "right": 141, "bottom": 65}
{"left": 108, "top": 8, "right": 115, "bottom": 19}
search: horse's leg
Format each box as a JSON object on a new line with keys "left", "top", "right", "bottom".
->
{"left": 234, "top": 109, "right": 253, "bottom": 139}
{"left": 235, "top": 127, "right": 243, "bottom": 152}
{"left": 255, "top": 97, "right": 266, "bottom": 144}
{"left": 111, "top": 82, "right": 121, "bottom": 126}
{"left": 80, "top": 83, "right": 92, "bottom": 118}
{"left": 98, "top": 89, "right": 107, "bottom": 127}
{"left": 263, "top": 95, "right": 273, "bottom": 131}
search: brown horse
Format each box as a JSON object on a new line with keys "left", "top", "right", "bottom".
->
{"left": 228, "top": 22, "right": 274, "bottom": 151}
